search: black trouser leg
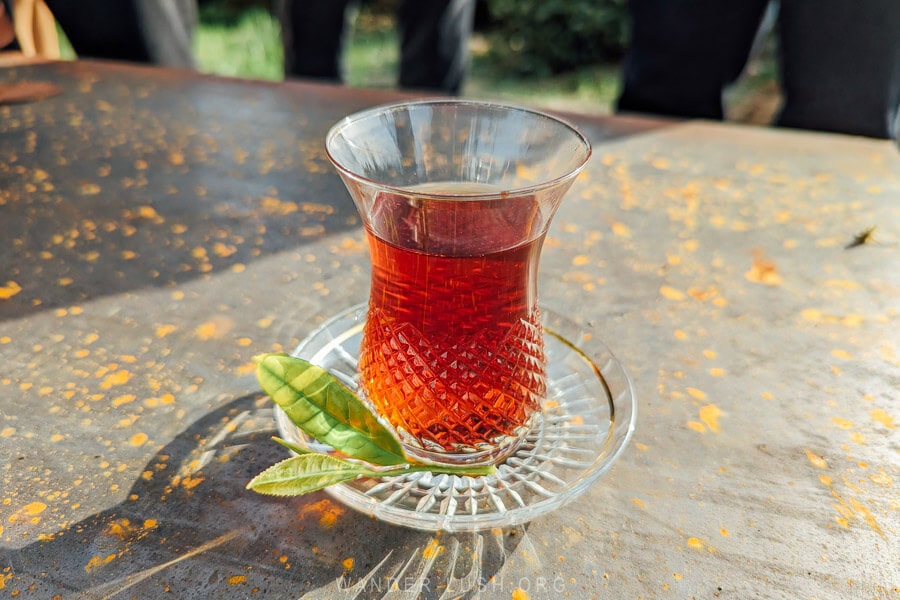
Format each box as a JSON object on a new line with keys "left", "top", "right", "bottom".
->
{"left": 47, "top": 0, "right": 195, "bottom": 67}
{"left": 278, "top": 0, "right": 353, "bottom": 82}
{"left": 617, "top": 0, "right": 770, "bottom": 120}
{"left": 395, "top": 0, "right": 475, "bottom": 95}
{"left": 776, "top": 0, "right": 900, "bottom": 138}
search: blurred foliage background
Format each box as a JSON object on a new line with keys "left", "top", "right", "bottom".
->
{"left": 193, "top": 0, "right": 629, "bottom": 114}
{"left": 102, "top": 0, "right": 775, "bottom": 121}
{"left": 192, "top": 0, "right": 777, "bottom": 120}
{"left": 485, "top": 0, "right": 628, "bottom": 76}
{"left": 55, "top": 0, "right": 775, "bottom": 119}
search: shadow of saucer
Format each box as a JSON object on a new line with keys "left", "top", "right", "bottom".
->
{"left": 3, "top": 394, "right": 531, "bottom": 599}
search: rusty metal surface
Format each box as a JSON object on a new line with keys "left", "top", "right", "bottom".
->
{"left": 1, "top": 60, "right": 897, "bottom": 599}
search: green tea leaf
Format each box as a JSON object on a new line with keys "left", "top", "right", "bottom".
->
{"left": 246, "top": 453, "right": 373, "bottom": 496}
{"left": 255, "top": 353, "right": 408, "bottom": 466}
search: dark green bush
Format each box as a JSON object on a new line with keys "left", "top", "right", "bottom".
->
{"left": 485, "top": 0, "right": 629, "bottom": 76}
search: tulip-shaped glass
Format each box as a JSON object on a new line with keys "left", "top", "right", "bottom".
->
{"left": 326, "top": 100, "right": 592, "bottom": 466}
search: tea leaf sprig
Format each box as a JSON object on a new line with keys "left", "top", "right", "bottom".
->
{"left": 247, "top": 353, "right": 495, "bottom": 496}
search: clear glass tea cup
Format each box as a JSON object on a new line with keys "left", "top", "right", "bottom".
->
{"left": 326, "top": 100, "right": 591, "bottom": 466}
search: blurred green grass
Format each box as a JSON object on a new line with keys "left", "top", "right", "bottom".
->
{"left": 195, "top": 4, "right": 283, "bottom": 80}
{"left": 194, "top": 4, "right": 621, "bottom": 114}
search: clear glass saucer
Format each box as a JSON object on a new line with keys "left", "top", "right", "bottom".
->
{"left": 275, "top": 304, "right": 636, "bottom": 532}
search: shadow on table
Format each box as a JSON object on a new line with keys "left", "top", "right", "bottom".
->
{"left": 3, "top": 394, "right": 541, "bottom": 599}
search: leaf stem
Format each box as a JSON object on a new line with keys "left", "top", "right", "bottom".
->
{"left": 372, "top": 463, "right": 496, "bottom": 479}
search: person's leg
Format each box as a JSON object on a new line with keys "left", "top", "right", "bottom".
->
{"left": 133, "top": 0, "right": 196, "bottom": 68}
{"left": 617, "top": 0, "right": 770, "bottom": 120}
{"left": 777, "top": 0, "right": 900, "bottom": 138}
{"left": 47, "top": 0, "right": 150, "bottom": 63}
{"left": 278, "top": 0, "right": 353, "bottom": 82}
{"left": 47, "top": 0, "right": 195, "bottom": 67}
{"left": 395, "top": 0, "right": 475, "bottom": 95}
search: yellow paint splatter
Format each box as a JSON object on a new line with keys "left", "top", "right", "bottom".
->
{"left": 673, "top": 329, "right": 688, "bottom": 340}
{"left": 19, "top": 502, "right": 47, "bottom": 518}
{"left": 699, "top": 404, "right": 722, "bottom": 433}
{"left": 868, "top": 471, "right": 893, "bottom": 487}
{"left": 299, "top": 499, "right": 346, "bottom": 529}
{"left": 227, "top": 575, "right": 246, "bottom": 585}
{"left": 686, "top": 537, "right": 704, "bottom": 550}
{"left": 869, "top": 409, "right": 894, "bottom": 429}
{"left": 650, "top": 157, "right": 670, "bottom": 170}
{"left": 830, "top": 349, "right": 852, "bottom": 360}
{"left": 660, "top": 286, "right": 686, "bottom": 301}
{"left": 130, "top": 432, "right": 148, "bottom": 447}
{"left": 155, "top": 324, "right": 176, "bottom": 338}
{"left": 512, "top": 589, "right": 531, "bottom": 600}
{"left": 85, "top": 553, "right": 117, "bottom": 573}
{"left": 136, "top": 205, "right": 160, "bottom": 221}
{"left": 236, "top": 362, "right": 256, "bottom": 375}
{"left": 0, "top": 281, "right": 22, "bottom": 300}
{"left": 112, "top": 394, "right": 135, "bottom": 408}
{"left": 841, "top": 314, "right": 864, "bottom": 327}
{"left": 181, "top": 475, "right": 205, "bottom": 489}
{"left": 709, "top": 368, "right": 726, "bottom": 377}
{"left": 342, "top": 557, "right": 354, "bottom": 570}
{"left": 572, "top": 255, "right": 590, "bottom": 266}
{"left": 745, "top": 249, "right": 782, "bottom": 285}
{"left": 631, "top": 498, "right": 647, "bottom": 509}
{"left": 212, "top": 242, "right": 237, "bottom": 258}
{"left": 423, "top": 538, "right": 441, "bottom": 559}
{"left": 673, "top": 573, "right": 683, "bottom": 580}
{"left": 611, "top": 222, "right": 631, "bottom": 237}
{"left": 106, "top": 518, "right": 136, "bottom": 540}
{"left": 686, "top": 421, "right": 706, "bottom": 433}
{"left": 79, "top": 183, "right": 101, "bottom": 196}
{"left": 702, "top": 349, "right": 717, "bottom": 359}
{"left": 686, "top": 387, "right": 707, "bottom": 401}
{"left": 194, "top": 316, "right": 235, "bottom": 341}
{"left": 259, "top": 196, "right": 298, "bottom": 215}
{"left": 719, "top": 528, "right": 729, "bottom": 536}
{"left": 805, "top": 449, "right": 828, "bottom": 469}
{"left": 849, "top": 498, "right": 885, "bottom": 538}
{"left": 100, "top": 370, "right": 133, "bottom": 390}
{"left": 830, "top": 418, "right": 854, "bottom": 429}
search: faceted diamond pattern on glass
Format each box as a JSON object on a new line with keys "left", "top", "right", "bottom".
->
{"left": 359, "top": 309, "right": 546, "bottom": 453}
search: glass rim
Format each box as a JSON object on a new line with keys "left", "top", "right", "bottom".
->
{"left": 325, "top": 98, "right": 593, "bottom": 201}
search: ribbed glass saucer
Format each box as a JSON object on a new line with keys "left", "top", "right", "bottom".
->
{"left": 275, "top": 304, "right": 636, "bottom": 532}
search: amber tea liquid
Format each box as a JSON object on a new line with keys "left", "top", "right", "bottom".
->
{"left": 358, "top": 185, "right": 547, "bottom": 459}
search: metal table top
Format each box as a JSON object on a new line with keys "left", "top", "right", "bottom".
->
{"left": 1, "top": 60, "right": 897, "bottom": 599}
